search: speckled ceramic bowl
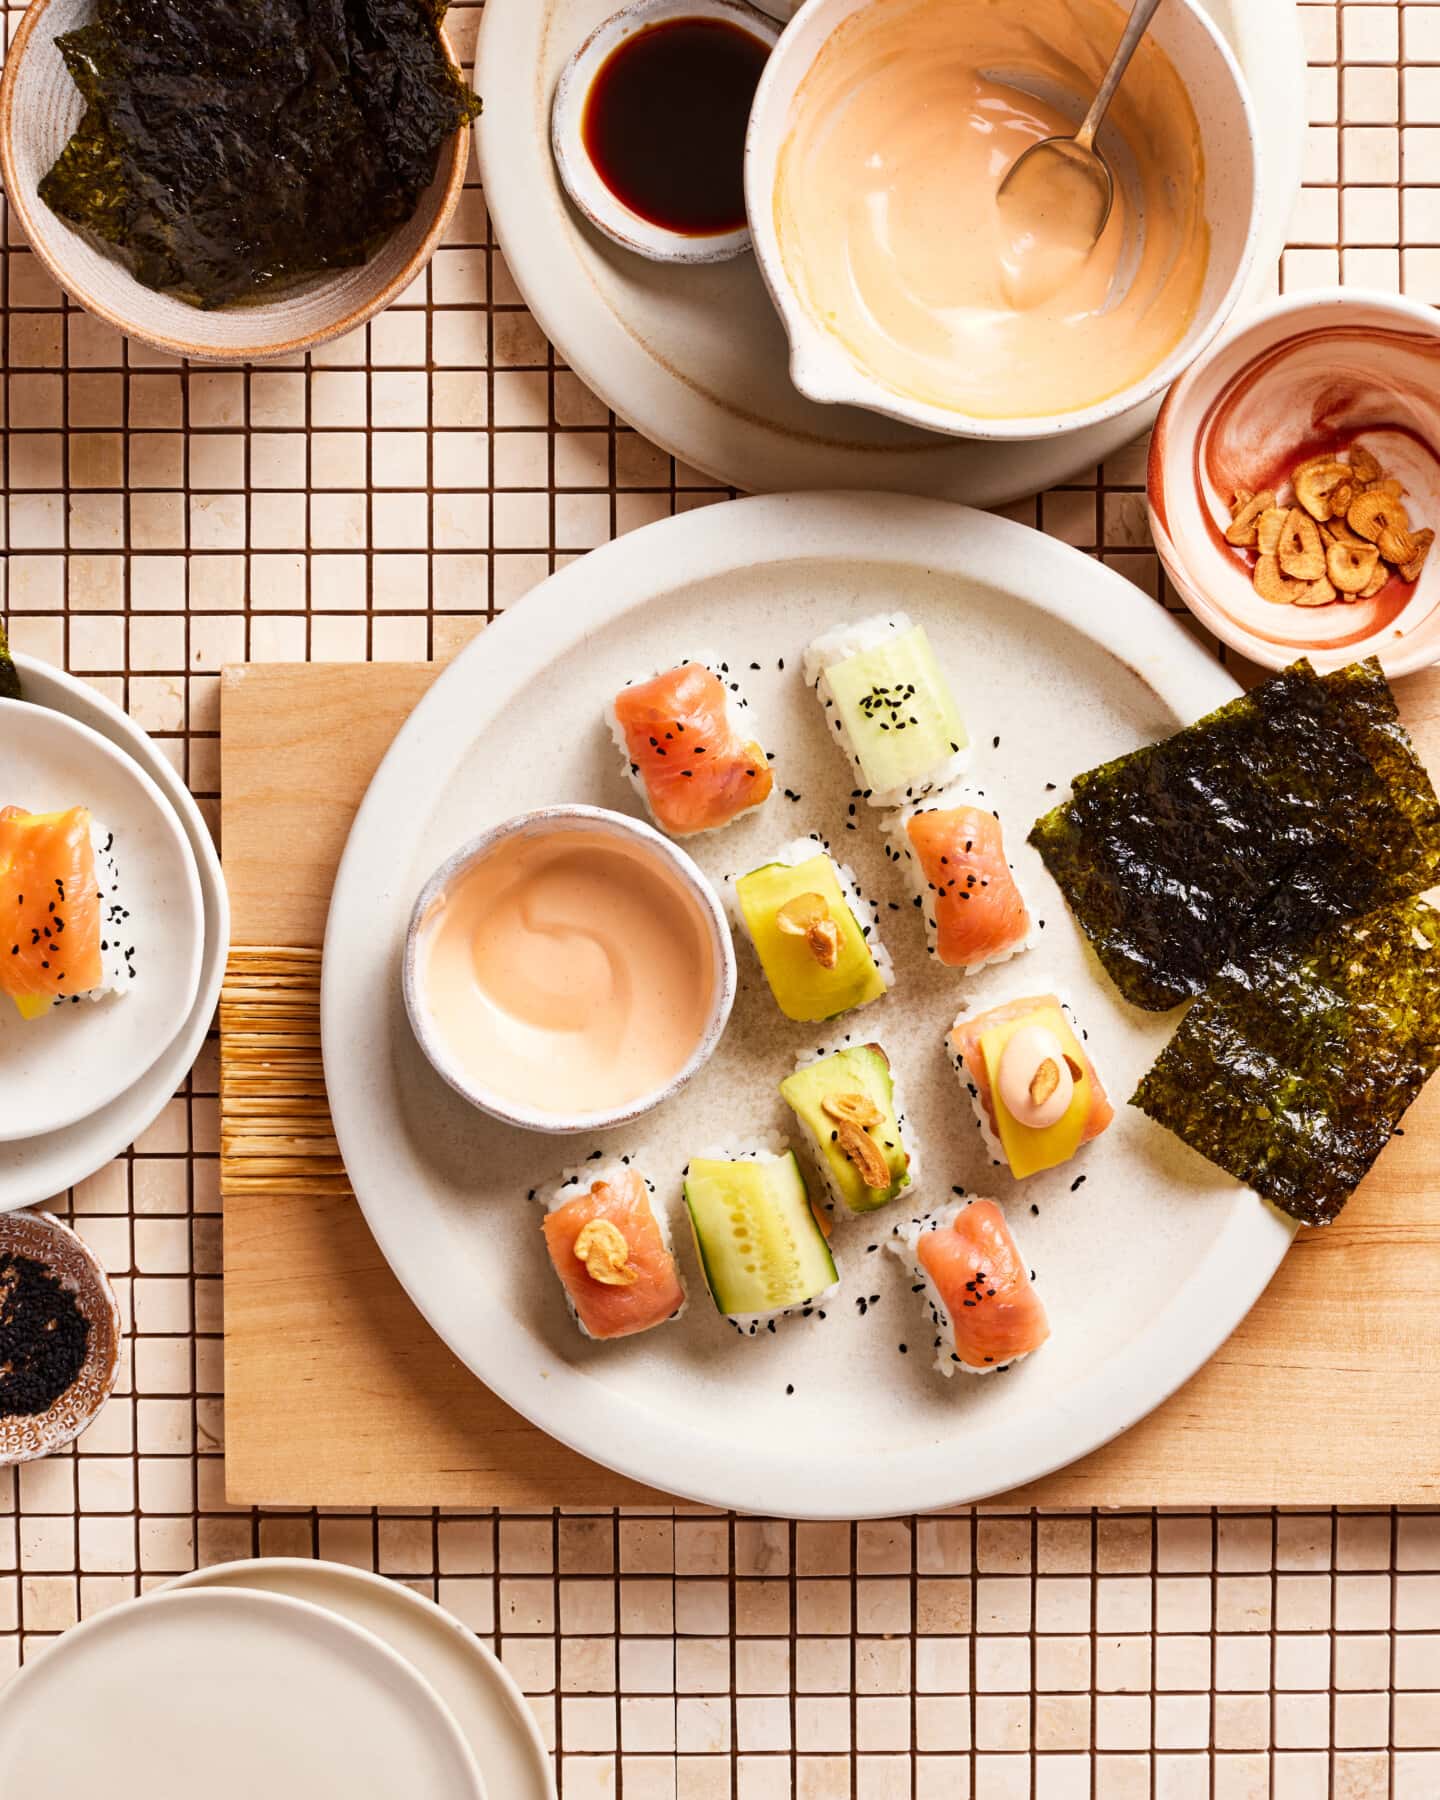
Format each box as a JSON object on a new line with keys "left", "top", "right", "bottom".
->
{"left": 0, "top": 1209, "right": 121, "bottom": 1467}
{"left": 1149, "top": 288, "right": 1440, "bottom": 675}
{"left": 402, "top": 804, "right": 737, "bottom": 1135}
{"left": 0, "top": 0, "right": 473, "bottom": 364}
{"left": 551, "top": 0, "right": 780, "bottom": 265}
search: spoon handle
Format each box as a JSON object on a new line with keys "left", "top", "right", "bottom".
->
{"left": 1075, "top": 0, "right": 1164, "bottom": 150}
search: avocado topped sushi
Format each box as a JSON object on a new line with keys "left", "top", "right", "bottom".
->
{"left": 780, "top": 1043, "right": 916, "bottom": 1214}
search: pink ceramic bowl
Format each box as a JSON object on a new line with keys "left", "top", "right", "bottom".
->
{"left": 1149, "top": 288, "right": 1440, "bottom": 675}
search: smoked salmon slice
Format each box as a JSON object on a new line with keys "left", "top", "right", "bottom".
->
{"left": 541, "top": 1165, "right": 686, "bottom": 1340}
{"left": 910, "top": 1199, "right": 1050, "bottom": 1372}
{"left": 899, "top": 796, "right": 1032, "bottom": 970}
{"left": 610, "top": 661, "right": 773, "bottom": 837}
{"left": 0, "top": 806, "right": 104, "bottom": 1018}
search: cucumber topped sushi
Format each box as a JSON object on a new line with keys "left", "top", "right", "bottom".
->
{"left": 731, "top": 837, "right": 893, "bottom": 1023}
{"left": 948, "top": 994, "right": 1113, "bottom": 1179}
{"left": 538, "top": 1159, "right": 686, "bottom": 1341}
{"left": 608, "top": 657, "right": 773, "bottom": 837}
{"left": 0, "top": 805, "right": 133, "bottom": 1021}
{"left": 804, "top": 614, "right": 968, "bottom": 808}
{"left": 888, "top": 1198, "right": 1049, "bottom": 1376}
{"left": 780, "top": 1043, "right": 916, "bottom": 1214}
{"left": 684, "top": 1146, "right": 839, "bottom": 1330}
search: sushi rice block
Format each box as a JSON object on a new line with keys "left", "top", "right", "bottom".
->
{"left": 888, "top": 1198, "right": 1050, "bottom": 1376}
{"left": 607, "top": 657, "right": 773, "bottom": 838}
{"left": 948, "top": 993, "right": 1114, "bottom": 1179}
{"left": 780, "top": 1042, "right": 918, "bottom": 1214}
{"left": 803, "top": 613, "right": 968, "bottom": 809}
{"left": 0, "top": 805, "right": 133, "bottom": 1021}
{"left": 886, "top": 785, "right": 1034, "bottom": 973}
{"left": 539, "top": 1159, "right": 686, "bottom": 1341}
{"left": 730, "top": 836, "right": 893, "bottom": 1023}
{"left": 684, "top": 1145, "right": 840, "bottom": 1332}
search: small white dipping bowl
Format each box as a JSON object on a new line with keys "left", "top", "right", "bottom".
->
{"left": 0, "top": 0, "right": 472, "bottom": 364}
{"left": 552, "top": 0, "right": 780, "bottom": 265}
{"left": 1149, "top": 288, "right": 1440, "bottom": 677}
{"left": 744, "top": 0, "right": 1261, "bottom": 442}
{"left": 403, "top": 805, "right": 736, "bottom": 1135}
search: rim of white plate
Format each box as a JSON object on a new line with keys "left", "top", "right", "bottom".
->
{"left": 322, "top": 492, "right": 1297, "bottom": 1517}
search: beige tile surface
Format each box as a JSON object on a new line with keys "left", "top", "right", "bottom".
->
{"left": 3, "top": 1, "right": 1440, "bottom": 1791}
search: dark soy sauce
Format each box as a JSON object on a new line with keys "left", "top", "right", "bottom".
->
{"left": 581, "top": 18, "right": 771, "bottom": 237}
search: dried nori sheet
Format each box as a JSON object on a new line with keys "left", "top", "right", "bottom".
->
{"left": 1029, "top": 658, "right": 1440, "bottom": 1011}
{"left": 0, "top": 622, "right": 19, "bottom": 702}
{"left": 39, "top": 0, "right": 481, "bottom": 309}
{"left": 1132, "top": 896, "right": 1440, "bottom": 1225}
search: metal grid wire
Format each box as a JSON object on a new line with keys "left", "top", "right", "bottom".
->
{"left": 1, "top": 2, "right": 1439, "bottom": 1794}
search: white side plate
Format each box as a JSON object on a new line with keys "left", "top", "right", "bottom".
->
{"left": 0, "top": 700, "right": 204, "bottom": 1142}
{"left": 322, "top": 492, "right": 1296, "bottom": 1518}
{"left": 473, "top": 0, "right": 1305, "bottom": 504}
{"left": 161, "top": 1560, "right": 555, "bottom": 1800}
{"left": 0, "top": 1587, "right": 486, "bottom": 1800}
{"left": 0, "top": 659, "right": 229, "bottom": 1208}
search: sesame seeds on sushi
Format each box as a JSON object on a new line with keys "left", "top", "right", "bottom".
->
{"left": 607, "top": 655, "right": 774, "bottom": 838}
{"left": 536, "top": 1157, "right": 687, "bottom": 1342}
{"left": 0, "top": 805, "right": 134, "bottom": 1021}
{"left": 887, "top": 1197, "right": 1049, "bottom": 1376}
{"left": 885, "top": 784, "right": 1035, "bottom": 973}
{"left": 803, "top": 613, "right": 969, "bottom": 809}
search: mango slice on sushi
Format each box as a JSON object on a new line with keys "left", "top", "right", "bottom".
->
{"left": 948, "top": 994, "right": 1113, "bottom": 1179}
{"left": 731, "top": 838, "right": 892, "bottom": 1023}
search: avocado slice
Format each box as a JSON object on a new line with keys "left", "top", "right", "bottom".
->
{"left": 684, "top": 1151, "right": 837, "bottom": 1318}
{"left": 780, "top": 1044, "right": 911, "bottom": 1214}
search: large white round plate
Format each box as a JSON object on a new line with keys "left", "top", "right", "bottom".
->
{"left": 323, "top": 493, "right": 1297, "bottom": 1517}
{"left": 161, "top": 1560, "right": 555, "bottom": 1800}
{"left": 0, "top": 658, "right": 229, "bottom": 1207}
{"left": 474, "top": 0, "right": 1305, "bottom": 506}
{"left": 0, "top": 699, "right": 204, "bottom": 1143}
{"left": 0, "top": 1587, "right": 486, "bottom": 1800}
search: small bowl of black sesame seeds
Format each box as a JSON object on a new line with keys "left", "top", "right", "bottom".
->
{"left": 0, "top": 1208, "right": 120, "bottom": 1466}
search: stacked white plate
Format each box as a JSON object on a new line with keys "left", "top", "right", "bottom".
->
{"left": 0, "top": 656, "right": 229, "bottom": 1208}
{"left": 0, "top": 1559, "right": 555, "bottom": 1800}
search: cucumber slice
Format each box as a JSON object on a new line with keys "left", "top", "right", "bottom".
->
{"left": 684, "top": 1151, "right": 837, "bottom": 1318}
{"left": 736, "top": 853, "right": 887, "bottom": 1023}
{"left": 822, "top": 625, "right": 967, "bottom": 802}
{"left": 780, "top": 1044, "right": 911, "bottom": 1213}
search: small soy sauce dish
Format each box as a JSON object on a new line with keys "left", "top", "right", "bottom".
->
{"left": 551, "top": 0, "right": 781, "bottom": 264}
{"left": 0, "top": 1209, "right": 121, "bottom": 1466}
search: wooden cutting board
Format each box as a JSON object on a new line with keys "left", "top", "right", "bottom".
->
{"left": 219, "top": 660, "right": 1440, "bottom": 1508}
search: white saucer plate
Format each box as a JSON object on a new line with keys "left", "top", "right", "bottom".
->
{"left": 0, "top": 699, "right": 204, "bottom": 1143}
{"left": 0, "top": 1587, "right": 487, "bottom": 1800}
{"left": 474, "top": 0, "right": 1305, "bottom": 506}
{"left": 321, "top": 492, "right": 1296, "bottom": 1518}
{"left": 161, "top": 1559, "right": 555, "bottom": 1800}
{"left": 0, "top": 658, "right": 229, "bottom": 1208}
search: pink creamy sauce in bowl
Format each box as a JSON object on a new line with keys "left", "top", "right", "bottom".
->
{"left": 1150, "top": 289, "right": 1440, "bottom": 675}
{"left": 403, "top": 805, "right": 736, "bottom": 1135}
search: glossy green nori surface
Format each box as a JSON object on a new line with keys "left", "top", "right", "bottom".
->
{"left": 1029, "top": 659, "right": 1440, "bottom": 1011}
{"left": 1132, "top": 896, "right": 1440, "bottom": 1225}
{"left": 39, "top": 0, "right": 480, "bottom": 310}
{"left": 0, "top": 623, "right": 20, "bottom": 702}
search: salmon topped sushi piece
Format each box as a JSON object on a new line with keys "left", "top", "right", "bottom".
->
{"left": 948, "top": 994, "right": 1113, "bottom": 1179}
{"left": 540, "top": 1162, "right": 686, "bottom": 1341}
{"left": 0, "top": 805, "right": 107, "bottom": 1021}
{"left": 609, "top": 660, "right": 773, "bottom": 837}
{"left": 889, "top": 1199, "right": 1049, "bottom": 1375}
{"left": 889, "top": 789, "right": 1033, "bottom": 972}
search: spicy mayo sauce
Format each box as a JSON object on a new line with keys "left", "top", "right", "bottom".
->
{"left": 418, "top": 829, "right": 716, "bottom": 1116}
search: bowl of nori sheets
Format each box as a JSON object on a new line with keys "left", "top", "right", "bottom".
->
{"left": 0, "top": 0, "right": 479, "bottom": 363}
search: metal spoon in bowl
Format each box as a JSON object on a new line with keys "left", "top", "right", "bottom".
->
{"left": 996, "top": 0, "right": 1163, "bottom": 309}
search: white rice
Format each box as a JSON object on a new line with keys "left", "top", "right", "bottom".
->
{"left": 886, "top": 1198, "right": 1038, "bottom": 1378}
{"left": 684, "top": 1141, "right": 842, "bottom": 1333}
{"left": 884, "top": 783, "right": 1036, "bottom": 974}
{"left": 605, "top": 652, "right": 771, "bottom": 837}
{"left": 803, "top": 612, "right": 970, "bottom": 808}
{"left": 72, "top": 816, "right": 133, "bottom": 1005}
{"left": 786, "top": 1040, "right": 922, "bottom": 1214}
{"left": 533, "top": 1154, "right": 685, "bottom": 1339}
{"left": 946, "top": 990, "right": 1100, "bottom": 1171}
{"left": 724, "top": 833, "right": 894, "bottom": 1003}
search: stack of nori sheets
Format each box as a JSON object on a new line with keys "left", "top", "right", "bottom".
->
{"left": 1030, "top": 658, "right": 1440, "bottom": 1224}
